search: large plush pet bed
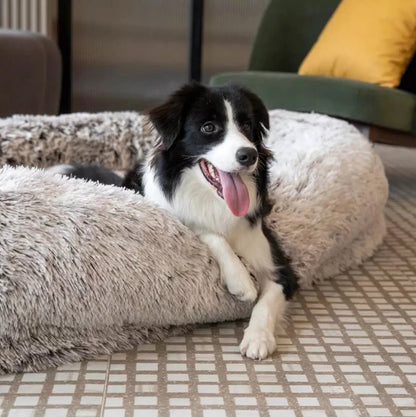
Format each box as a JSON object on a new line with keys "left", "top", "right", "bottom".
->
{"left": 0, "top": 110, "right": 388, "bottom": 374}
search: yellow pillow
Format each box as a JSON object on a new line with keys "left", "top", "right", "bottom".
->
{"left": 298, "top": 0, "right": 416, "bottom": 87}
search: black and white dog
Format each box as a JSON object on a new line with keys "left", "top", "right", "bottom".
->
{"left": 51, "top": 83, "right": 298, "bottom": 359}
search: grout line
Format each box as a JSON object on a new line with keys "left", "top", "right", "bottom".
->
{"left": 98, "top": 355, "right": 112, "bottom": 417}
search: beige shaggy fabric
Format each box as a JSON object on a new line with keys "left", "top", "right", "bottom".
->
{"left": 0, "top": 144, "right": 413, "bottom": 417}
{"left": 0, "top": 110, "right": 387, "bottom": 373}
{"left": 0, "top": 112, "right": 149, "bottom": 170}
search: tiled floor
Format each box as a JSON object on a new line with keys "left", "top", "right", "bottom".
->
{"left": 1, "top": 143, "right": 415, "bottom": 417}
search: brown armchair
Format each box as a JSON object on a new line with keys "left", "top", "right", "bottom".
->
{"left": 0, "top": 29, "right": 61, "bottom": 117}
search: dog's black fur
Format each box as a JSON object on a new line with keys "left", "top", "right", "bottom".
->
{"left": 62, "top": 164, "right": 124, "bottom": 186}
{"left": 140, "top": 83, "right": 298, "bottom": 299}
{"left": 129, "top": 84, "right": 273, "bottom": 222}
{"left": 56, "top": 83, "right": 298, "bottom": 300}
{"left": 122, "top": 161, "right": 144, "bottom": 194}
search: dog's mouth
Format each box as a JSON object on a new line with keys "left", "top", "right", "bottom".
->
{"left": 199, "top": 159, "right": 250, "bottom": 217}
{"left": 199, "top": 159, "right": 223, "bottom": 197}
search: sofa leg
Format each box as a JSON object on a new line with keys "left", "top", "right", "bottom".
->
{"left": 368, "top": 126, "right": 416, "bottom": 147}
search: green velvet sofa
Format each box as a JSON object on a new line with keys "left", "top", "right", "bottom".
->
{"left": 210, "top": 0, "right": 416, "bottom": 146}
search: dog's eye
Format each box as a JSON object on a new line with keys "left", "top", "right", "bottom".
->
{"left": 241, "top": 120, "right": 252, "bottom": 131}
{"left": 201, "top": 122, "right": 218, "bottom": 134}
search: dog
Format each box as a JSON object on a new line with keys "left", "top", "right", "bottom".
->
{"left": 50, "top": 83, "right": 298, "bottom": 359}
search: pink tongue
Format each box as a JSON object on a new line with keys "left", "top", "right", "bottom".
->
{"left": 217, "top": 169, "right": 250, "bottom": 217}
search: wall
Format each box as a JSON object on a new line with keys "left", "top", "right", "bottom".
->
{"left": 73, "top": 0, "right": 268, "bottom": 112}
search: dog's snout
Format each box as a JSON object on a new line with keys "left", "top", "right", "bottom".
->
{"left": 236, "top": 147, "right": 258, "bottom": 167}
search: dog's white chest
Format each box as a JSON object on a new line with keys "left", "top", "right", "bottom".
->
{"left": 144, "top": 164, "right": 258, "bottom": 236}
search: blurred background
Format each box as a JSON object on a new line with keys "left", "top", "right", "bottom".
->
{"left": 72, "top": 0, "right": 268, "bottom": 111}
{"left": 0, "top": 0, "right": 268, "bottom": 112}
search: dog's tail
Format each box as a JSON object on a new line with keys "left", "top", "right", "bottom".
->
{"left": 47, "top": 163, "right": 123, "bottom": 186}
{"left": 47, "top": 163, "right": 143, "bottom": 194}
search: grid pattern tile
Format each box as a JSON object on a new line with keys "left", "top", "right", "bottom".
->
{"left": 0, "top": 144, "right": 415, "bottom": 417}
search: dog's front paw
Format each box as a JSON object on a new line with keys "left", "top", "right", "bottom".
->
{"left": 226, "top": 277, "right": 258, "bottom": 302}
{"left": 240, "top": 327, "right": 276, "bottom": 360}
{"left": 221, "top": 258, "right": 257, "bottom": 302}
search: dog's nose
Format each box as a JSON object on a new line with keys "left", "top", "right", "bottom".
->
{"left": 236, "top": 147, "right": 258, "bottom": 167}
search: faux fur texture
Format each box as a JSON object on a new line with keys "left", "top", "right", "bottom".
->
{"left": 0, "top": 112, "right": 149, "bottom": 170}
{"left": 0, "top": 110, "right": 388, "bottom": 373}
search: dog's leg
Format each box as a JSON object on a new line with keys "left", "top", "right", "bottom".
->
{"left": 199, "top": 233, "right": 258, "bottom": 302}
{"left": 233, "top": 222, "right": 296, "bottom": 360}
{"left": 239, "top": 279, "right": 286, "bottom": 360}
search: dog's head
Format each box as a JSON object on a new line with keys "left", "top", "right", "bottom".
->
{"left": 148, "top": 82, "right": 271, "bottom": 217}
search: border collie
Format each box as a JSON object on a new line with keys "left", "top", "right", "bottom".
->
{"left": 51, "top": 83, "right": 298, "bottom": 359}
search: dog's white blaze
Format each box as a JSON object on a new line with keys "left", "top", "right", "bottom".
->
{"left": 203, "top": 100, "right": 257, "bottom": 173}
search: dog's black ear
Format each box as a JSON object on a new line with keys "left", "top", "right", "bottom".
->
{"left": 148, "top": 82, "right": 206, "bottom": 150}
{"left": 242, "top": 88, "right": 270, "bottom": 136}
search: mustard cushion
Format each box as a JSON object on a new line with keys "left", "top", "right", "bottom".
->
{"left": 298, "top": 0, "right": 416, "bottom": 87}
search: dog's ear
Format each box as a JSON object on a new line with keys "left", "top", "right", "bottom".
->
{"left": 241, "top": 88, "right": 270, "bottom": 137}
{"left": 148, "top": 82, "right": 206, "bottom": 150}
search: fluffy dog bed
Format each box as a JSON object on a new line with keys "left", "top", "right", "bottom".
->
{"left": 0, "top": 110, "right": 388, "bottom": 373}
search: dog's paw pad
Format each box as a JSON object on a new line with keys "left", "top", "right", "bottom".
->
{"left": 240, "top": 327, "right": 276, "bottom": 360}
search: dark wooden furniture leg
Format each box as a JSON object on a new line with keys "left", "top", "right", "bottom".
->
{"left": 369, "top": 126, "right": 416, "bottom": 147}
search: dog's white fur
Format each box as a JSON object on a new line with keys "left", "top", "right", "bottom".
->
{"left": 143, "top": 99, "right": 287, "bottom": 359}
